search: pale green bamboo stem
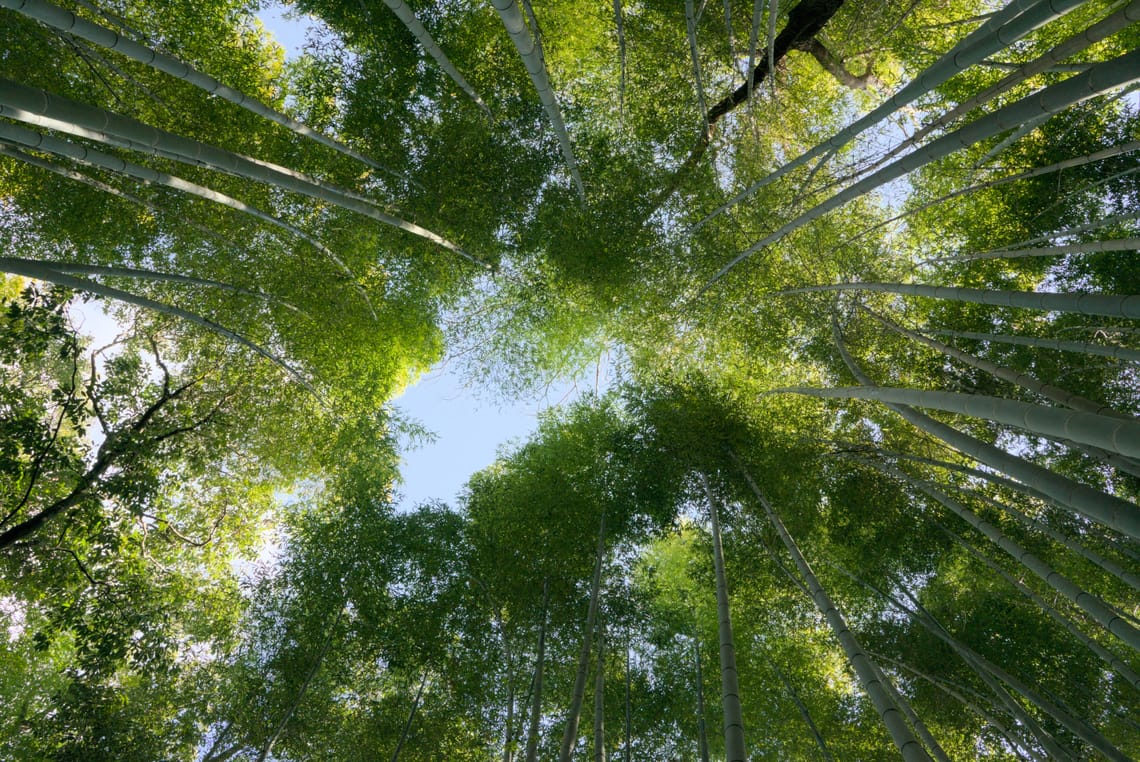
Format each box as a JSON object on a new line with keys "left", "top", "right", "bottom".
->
{"left": 489, "top": 0, "right": 585, "bottom": 202}
{"left": 877, "top": 462, "right": 1140, "bottom": 652}
{"left": 945, "top": 525, "right": 1140, "bottom": 691}
{"left": 831, "top": 318, "right": 1140, "bottom": 540}
{"left": 700, "top": 473, "right": 746, "bottom": 762}
{"left": 926, "top": 327, "right": 1140, "bottom": 363}
{"left": 731, "top": 452, "right": 933, "bottom": 762}
{"left": 693, "top": 0, "right": 1087, "bottom": 231}
{"left": 701, "top": 47, "right": 1140, "bottom": 290}
{"left": 0, "top": 0, "right": 404, "bottom": 176}
{"left": 0, "top": 79, "right": 483, "bottom": 268}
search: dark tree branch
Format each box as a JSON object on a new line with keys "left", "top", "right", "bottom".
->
{"left": 794, "top": 38, "right": 878, "bottom": 90}
{"left": 646, "top": 0, "right": 846, "bottom": 214}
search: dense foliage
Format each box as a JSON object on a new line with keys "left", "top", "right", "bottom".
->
{"left": 1, "top": 0, "right": 1138, "bottom": 759}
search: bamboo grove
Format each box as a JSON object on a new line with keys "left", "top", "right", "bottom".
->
{"left": 0, "top": 0, "right": 1138, "bottom": 759}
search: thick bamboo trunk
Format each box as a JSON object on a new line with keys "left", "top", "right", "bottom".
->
{"left": 524, "top": 580, "right": 549, "bottom": 762}
{"left": 730, "top": 453, "right": 934, "bottom": 761}
{"left": 694, "top": 0, "right": 1089, "bottom": 230}
{"left": 863, "top": 306, "right": 1130, "bottom": 419}
{"left": 488, "top": 0, "right": 584, "bottom": 201}
{"left": 775, "top": 385, "right": 1140, "bottom": 459}
{"left": 869, "top": 460, "right": 1140, "bottom": 653}
{"left": 0, "top": 0, "right": 406, "bottom": 174}
{"left": 700, "top": 473, "right": 746, "bottom": 762}
{"left": 0, "top": 120, "right": 360, "bottom": 282}
{"left": 702, "top": 46, "right": 1140, "bottom": 289}
{"left": 926, "top": 328, "right": 1140, "bottom": 364}
{"left": 0, "top": 80, "right": 482, "bottom": 267}
{"left": 372, "top": 0, "right": 491, "bottom": 116}
{"left": 867, "top": 448, "right": 1140, "bottom": 591}
{"left": 945, "top": 525, "right": 1140, "bottom": 691}
{"left": 831, "top": 318, "right": 1140, "bottom": 540}
{"left": 833, "top": 563, "right": 1078, "bottom": 761}
{"left": 787, "top": 281, "right": 1140, "bottom": 321}
{"left": 559, "top": 512, "right": 607, "bottom": 762}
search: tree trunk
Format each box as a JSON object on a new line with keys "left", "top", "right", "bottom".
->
{"left": 0, "top": 0, "right": 407, "bottom": 175}
{"left": 623, "top": 642, "right": 632, "bottom": 762}
{"left": 371, "top": 0, "right": 491, "bottom": 116}
{"left": 789, "top": 281, "right": 1140, "bottom": 322}
{"left": 488, "top": 0, "right": 584, "bottom": 202}
{"left": 865, "top": 447, "right": 1140, "bottom": 591}
{"left": 0, "top": 119, "right": 362, "bottom": 285}
{"left": 773, "top": 662, "right": 834, "bottom": 762}
{"left": 524, "top": 579, "right": 550, "bottom": 762}
{"left": 0, "top": 80, "right": 482, "bottom": 267}
{"left": 831, "top": 318, "right": 1140, "bottom": 540}
{"left": 873, "top": 462, "right": 1140, "bottom": 652}
{"left": 694, "top": 0, "right": 1089, "bottom": 230}
{"left": 863, "top": 305, "right": 1133, "bottom": 420}
{"left": 560, "top": 512, "right": 607, "bottom": 762}
{"left": 926, "top": 327, "right": 1140, "bottom": 364}
{"left": 593, "top": 617, "right": 606, "bottom": 762}
{"left": 944, "top": 524, "right": 1140, "bottom": 691}
{"left": 729, "top": 453, "right": 934, "bottom": 762}
{"left": 646, "top": 0, "right": 845, "bottom": 212}
{"left": 702, "top": 46, "right": 1140, "bottom": 289}
{"left": 774, "top": 384, "right": 1140, "bottom": 459}
{"left": 390, "top": 671, "right": 429, "bottom": 762}
{"left": 694, "top": 633, "right": 711, "bottom": 762}
{"left": 257, "top": 607, "right": 345, "bottom": 762}
{"left": 700, "top": 472, "right": 746, "bottom": 762}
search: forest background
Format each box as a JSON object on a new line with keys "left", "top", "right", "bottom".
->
{"left": 1, "top": 0, "right": 1139, "bottom": 759}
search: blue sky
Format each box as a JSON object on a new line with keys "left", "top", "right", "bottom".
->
{"left": 254, "top": 3, "right": 604, "bottom": 510}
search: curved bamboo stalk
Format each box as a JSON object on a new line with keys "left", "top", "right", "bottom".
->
{"left": 864, "top": 650, "right": 1044, "bottom": 762}
{"left": 700, "top": 473, "right": 746, "bottom": 762}
{"left": 0, "top": 257, "right": 318, "bottom": 396}
{"left": 869, "top": 1, "right": 1140, "bottom": 175}
{"left": 866, "top": 447, "right": 1140, "bottom": 590}
{"left": 0, "top": 79, "right": 485, "bottom": 268}
{"left": 787, "top": 281, "right": 1140, "bottom": 320}
{"left": 730, "top": 452, "right": 933, "bottom": 762}
{"left": 876, "top": 461, "right": 1140, "bottom": 653}
{"left": 700, "top": 46, "right": 1140, "bottom": 291}
{"left": 831, "top": 317, "right": 1140, "bottom": 540}
{"left": 944, "top": 524, "right": 1140, "bottom": 691}
{"left": 0, "top": 139, "right": 254, "bottom": 259}
{"left": 829, "top": 143, "right": 1140, "bottom": 261}
{"left": 1, "top": 256, "right": 299, "bottom": 312}
{"left": 373, "top": 0, "right": 491, "bottom": 117}
{"left": 861, "top": 305, "right": 1130, "bottom": 420}
{"left": 926, "top": 327, "right": 1140, "bottom": 363}
{"left": 489, "top": 0, "right": 585, "bottom": 203}
{"left": 0, "top": 0, "right": 408, "bottom": 178}
{"left": 0, "top": 119, "right": 370, "bottom": 302}
{"left": 693, "top": 0, "right": 1088, "bottom": 231}
{"left": 926, "top": 237, "right": 1140, "bottom": 266}
{"left": 834, "top": 557, "right": 1079, "bottom": 761}
{"left": 559, "top": 512, "right": 607, "bottom": 762}
{"left": 774, "top": 384, "right": 1140, "bottom": 459}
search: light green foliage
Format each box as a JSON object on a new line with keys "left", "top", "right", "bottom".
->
{"left": 2, "top": 0, "right": 1140, "bottom": 758}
